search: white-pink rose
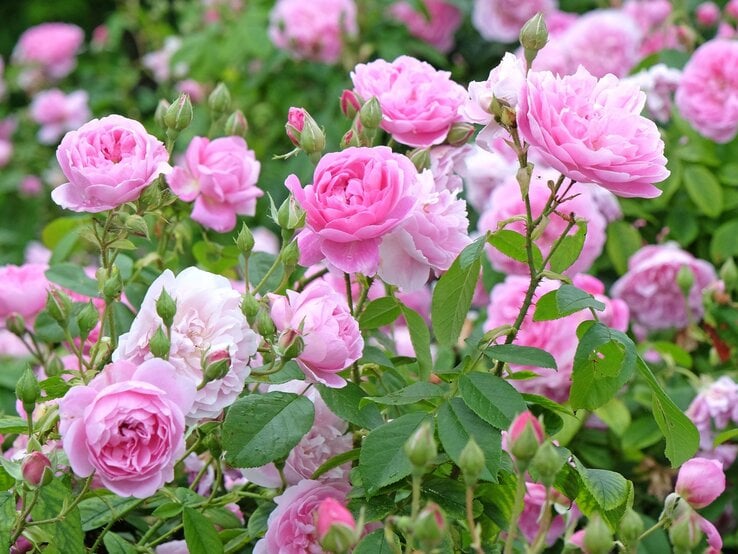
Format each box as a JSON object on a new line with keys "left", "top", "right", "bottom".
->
{"left": 0, "top": 263, "right": 49, "bottom": 320}
{"left": 30, "top": 89, "right": 90, "bottom": 145}
{"left": 472, "top": 0, "right": 557, "bottom": 43}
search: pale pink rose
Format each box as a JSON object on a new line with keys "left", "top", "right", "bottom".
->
{"left": 351, "top": 56, "right": 467, "bottom": 147}
{"left": 58, "top": 358, "right": 195, "bottom": 497}
{"left": 19, "top": 175, "right": 43, "bottom": 197}
{"left": 29, "top": 89, "right": 90, "bottom": 145}
{"left": 155, "top": 541, "right": 189, "bottom": 554}
{"left": 518, "top": 67, "right": 669, "bottom": 198}
{"left": 252, "top": 227, "right": 280, "bottom": 255}
{"left": 696, "top": 2, "right": 721, "bottom": 26}
{"left": 287, "top": 146, "right": 419, "bottom": 275}
{"left": 114, "top": 267, "right": 259, "bottom": 422}
{"left": 429, "top": 144, "right": 471, "bottom": 194}
{"left": 52, "top": 115, "right": 171, "bottom": 213}
{"left": 688, "top": 376, "right": 738, "bottom": 432}
{"left": 625, "top": 64, "right": 682, "bottom": 123}
{"left": 675, "top": 39, "right": 738, "bottom": 143}
{"left": 142, "top": 37, "right": 186, "bottom": 83}
{"left": 24, "top": 242, "right": 51, "bottom": 265}
{"left": 268, "top": 0, "right": 357, "bottom": 64}
{"left": 184, "top": 453, "right": 215, "bottom": 496}
{"left": 389, "top": 0, "right": 462, "bottom": 53}
{"left": 253, "top": 479, "right": 351, "bottom": 554}
{"left": 13, "top": 23, "right": 84, "bottom": 80}
{"left": 478, "top": 171, "right": 607, "bottom": 276}
{"left": 622, "top": 0, "right": 678, "bottom": 56}
{"left": 167, "top": 136, "right": 262, "bottom": 233}
{"left": 269, "top": 282, "right": 363, "bottom": 387}
{"left": 676, "top": 457, "right": 726, "bottom": 509}
{"left": 0, "top": 263, "right": 49, "bottom": 320}
{"left": 91, "top": 25, "right": 109, "bottom": 51}
{"left": 459, "top": 144, "right": 518, "bottom": 212}
{"left": 175, "top": 79, "right": 205, "bottom": 103}
{"left": 472, "top": 0, "right": 557, "bottom": 42}
{"left": 717, "top": 21, "right": 737, "bottom": 38}
{"left": 520, "top": 483, "right": 578, "bottom": 546}
{"left": 611, "top": 243, "right": 717, "bottom": 332}
{"left": 0, "top": 331, "right": 29, "bottom": 357}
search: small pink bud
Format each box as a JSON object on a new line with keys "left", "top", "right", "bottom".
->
{"left": 22, "top": 451, "right": 52, "bottom": 486}
{"left": 316, "top": 497, "right": 356, "bottom": 539}
{"left": 10, "top": 536, "right": 33, "bottom": 554}
{"left": 675, "top": 457, "right": 726, "bottom": 509}
{"left": 203, "top": 350, "right": 231, "bottom": 383}
{"left": 507, "top": 411, "right": 544, "bottom": 463}
{"left": 286, "top": 107, "right": 306, "bottom": 146}
{"left": 696, "top": 2, "right": 720, "bottom": 26}
{"left": 508, "top": 411, "right": 544, "bottom": 443}
{"left": 340, "top": 90, "right": 362, "bottom": 119}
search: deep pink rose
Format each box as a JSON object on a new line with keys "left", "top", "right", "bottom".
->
{"left": 253, "top": 479, "right": 350, "bottom": 554}
{"left": 472, "top": 0, "right": 557, "bottom": 42}
{"left": 675, "top": 39, "right": 738, "bottom": 143}
{"left": 269, "top": 283, "right": 363, "bottom": 387}
{"left": 518, "top": 67, "right": 669, "bottom": 198}
{"left": 0, "top": 263, "right": 49, "bottom": 320}
{"left": 287, "top": 146, "right": 419, "bottom": 275}
{"left": 286, "top": 107, "right": 306, "bottom": 146}
{"left": 167, "top": 136, "right": 262, "bottom": 232}
{"left": 390, "top": 0, "right": 462, "bottom": 53}
{"left": 351, "top": 56, "right": 467, "bottom": 147}
{"left": 52, "top": 115, "right": 171, "bottom": 213}
{"left": 611, "top": 243, "right": 717, "bottom": 332}
{"left": 268, "top": 0, "right": 357, "bottom": 64}
{"left": 13, "top": 23, "right": 84, "bottom": 80}
{"left": 58, "top": 358, "right": 195, "bottom": 497}
{"left": 676, "top": 457, "right": 726, "bottom": 509}
{"left": 29, "top": 89, "right": 90, "bottom": 145}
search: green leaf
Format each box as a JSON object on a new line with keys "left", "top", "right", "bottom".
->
{"left": 359, "top": 413, "right": 432, "bottom": 495}
{"left": 42, "top": 217, "right": 89, "bottom": 250}
{"left": 432, "top": 242, "right": 482, "bottom": 347}
{"left": 549, "top": 220, "right": 587, "bottom": 273}
{"left": 311, "top": 448, "right": 361, "bottom": 480}
{"left": 488, "top": 229, "right": 543, "bottom": 266}
{"left": 485, "top": 344, "right": 557, "bottom": 369}
{"left": 718, "top": 162, "right": 738, "bottom": 186}
{"left": 594, "top": 398, "right": 632, "bottom": 437}
{"left": 606, "top": 221, "right": 642, "bottom": 275}
{"left": 400, "top": 305, "right": 432, "bottom": 380}
{"left": 103, "top": 533, "right": 137, "bottom": 554}
{"left": 459, "top": 235, "right": 487, "bottom": 269}
{"left": 183, "top": 506, "right": 224, "bottom": 554}
{"left": 422, "top": 477, "right": 482, "bottom": 520}
{"left": 0, "top": 415, "right": 27, "bottom": 434}
{"left": 247, "top": 501, "right": 274, "bottom": 539}
{"left": 666, "top": 206, "right": 699, "bottom": 246}
{"left": 39, "top": 377, "right": 71, "bottom": 401}
{"left": 223, "top": 392, "right": 314, "bottom": 468}
{"left": 248, "top": 251, "right": 284, "bottom": 292}
{"left": 533, "top": 285, "right": 605, "bottom": 321}
{"left": 192, "top": 241, "right": 240, "bottom": 274}
{"left": 317, "top": 383, "right": 384, "bottom": 429}
{"left": 151, "top": 502, "right": 183, "bottom": 518}
{"left": 359, "top": 297, "right": 400, "bottom": 330}
{"left": 569, "top": 322, "right": 636, "bottom": 411}
{"left": 0, "top": 492, "right": 14, "bottom": 553}
{"left": 459, "top": 373, "right": 527, "bottom": 429}
{"left": 364, "top": 382, "right": 445, "bottom": 406}
{"left": 683, "top": 164, "right": 723, "bottom": 218}
{"left": 437, "top": 398, "right": 502, "bottom": 482}
{"left": 713, "top": 427, "right": 738, "bottom": 447}
{"left": 573, "top": 461, "right": 634, "bottom": 531}
{"left": 710, "top": 220, "right": 738, "bottom": 263}
{"left": 354, "top": 529, "right": 400, "bottom": 554}
{"left": 635, "top": 356, "right": 699, "bottom": 467}
{"left": 45, "top": 263, "right": 99, "bottom": 298}
{"left": 78, "top": 495, "right": 141, "bottom": 531}
{"left": 31, "top": 478, "right": 84, "bottom": 552}
{"left": 33, "top": 311, "right": 66, "bottom": 343}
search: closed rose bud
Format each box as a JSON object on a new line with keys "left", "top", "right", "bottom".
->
{"left": 22, "top": 451, "right": 52, "bottom": 486}
{"left": 530, "top": 440, "right": 562, "bottom": 487}
{"left": 415, "top": 502, "right": 446, "bottom": 549}
{"left": 341, "top": 128, "right": 359, "bottom": 149}
{"left": 154, "top": 99, "right": 171, "bottom": 130}
{"left": 102, "top": 267, "right": 123, "bottom": 302}
{"left": 675, "top": 457, "right": 726, "bottom": 509}
{"left": 5, "top": 313, "right": 26, "bottom": 337}
{"left": 276, "top": 328, "right": 303, "bottom": 360}
{"left": 276, "top": 195, "right": 305, "bottom": 230}
{"left": 46, "top": 289, "right": 72, "bottom": 324}
{"left": 446, "top": 122, "right": 475, "bottom": 146}
{"left": 583, "top": 513, "right": 613, "bottom": 554}
{"left": 45, "top": 355, "right": 65, "bottom": 377}
{"left": 10, "top": 536, "right": 32, "bottom": 554}
{"left": 618, "top": 508, "right": 644, "bottom": 548}
{"left": 404, "top": 421, "right": 437, "bottom": 471}
{"left": 459, "top": 437, "right": 485, "bottom": 487}
{"left": 208, "top": 83, "right": 231, "bottom": 114}
{"left": 359, "top": 97, "right": 382, "bottom": 130}
{"left": 77, "top": 301, "right": 99, "bottom": 340}
{"left": 241, "top": 292, "right": 261, "bottom": 324}
{"left": 235, "top": 223, "right": 255, "bottom": 255}
{"left": 255, "top": 308, "right": 276, "bottom": 337}
{"left": 281, "top": 240, "right": 300, "bottom": 269}
{"left": 676, "top": 265, "right": 695, "bottom": 297}
{"left": 298, "top": 112, "right": 326, "bottom": 156}
{"left": 155, "top": 289, "right": 177, "bottom": 329}
{"left": 164, "top": 93, "right": 193, "bottom": 132}
{"left": 286, "top": 107, "right": 306, "bottom": 147}
{"left": 408, "top": 147, "right": 431, "bottom": 171}
{"left": 340, "top": 89, "right": 362, "bottom": 119}
{"left": 719, "top": 258, "right": 738, "bottom": 292}
{"left": 225, "top": 110, "right": 248, "bottom": 138}
{"left": 696, "top": 2, "right": 720, "bottom": 27}
{"left": 203, "top": 350, "right": 231, "bottom": 383}
{"left": 317, "top": 497, "right": 357, "bottom": 553}
{"left": 508, "top": 412, "right": 544, "bottom": 463}
{"left": 519, "top": 13, "right": 548, "bottom": 67}
{"left": 149, "top": 327, "right": 170, "bottom": 358}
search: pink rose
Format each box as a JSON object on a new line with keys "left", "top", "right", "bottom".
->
{"left": 269, "top": 283, "right": 363, "bottom": 387}
{"left": 351, "top": 56, "right": 467, "bottom": 147}
{"left": 429, "top": 144, "right": 470, "bottom": 195}
{"left": 155, "top": 541, "right": 189, "bottom": 554}
{"left": 389, "top": 0, "right": 462, "bottom": 53}
{"left": 253, "top": 479, "right": 350, "bottom": 554}
{"left": 52, "top": 115, "right": 171, "bottom": 213}
{"left": 287, "top": 146, "right": 419, "bottom": 275}
{"left": 268, "top": 0, "right": 357, "bottom": 64}
{"left": 58, "top": 358, "right": 195, "bottom": 497}
{"left": 696, "top": 2, "right": 721, "bottom": 26}
{"left": 286, "top": 107, "right": 306, "bottom": 146}
{"left": 317, "top": 497, "right": 356, "bottom": 541}
{"left": 675, "top": 39, "right": 738, "bottom": 143}
{"left": 459, "top": 143, "right": 518, "bottom": 212}
{"left": 13, "top": 23, "right": 84, "bottom": 80}
{"left": 30, "top": 89, "right": 90, "bottom": 145}
{"left": 167, "top": 136, "right": 262, "bottom": 232}
{"left": 611, "top": 243, "right": 717, "bottom": 332}
{"left": 19, "top": 176, "right": 43, "bottom": 197}
{"left": 687, "top": 376, "right": 738, "bottom": 431}
{"left": 518, "top": 67, "right": 670, "bottom": 198}
{"left": 0, "top": 263, "right": 49, "bottom": 320}
{"left": 142, "top": 37, "right": 186, "bottom": 83}
{"left": 520, "top": 483, "right": 579, "bottom": 546}
{"left": 675, "top": 457, "right": 726, "bottom": 509}
{"left": 175, "top": 79, "right": 205, "bottom": 103}
{"left": 625, "top": 64, "right": 682, "bottom": 123}
{"left": 0, "top": 118, "right": 16, "bottom": 168}
{"left": 114, "top": 267, "right": 259, "bottom": 422}
{"left": 472, "top": 0, "right": 557, "bottom": 43}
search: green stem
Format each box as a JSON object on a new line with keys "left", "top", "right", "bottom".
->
{"left": 466, "top": 485, "right": 483, "bottom": 554}
{"left": 504, "top": 474, "right": 528, "bottom": 554}
{"left": 252, "top": 252, "right": 283, "bottom": 295}
{"left": 90, "top": 498, "right": 145, "bottom": 552}
{"left": 10, "top": 489, "right": 41, "bottom": 544}
{"left": 638, "top": 517, "right": 669, "bottom": 542}
{"left": 344, "top": 273, "right": 355, "bottom": 315}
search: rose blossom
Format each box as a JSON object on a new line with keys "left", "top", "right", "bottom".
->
{"left": 675, "top": 457, "right": 726, "bottom": 509}
{"left": 52, "top": 115, "right": 171, "bottom": 213}
{"left": 520, "top": 484, "right": 579, "bottom": 546}
{"left": 13, "top": 23, "right": 84, "bottom": 80}
{"left": 625, "top": 64, "right": 682, "bottom": 123}
{"left": 687, "top": 377, "right": 738, "bottom": 466}
{"left": 0, "top": 263, "right": 49, "bottom": 320}
{"left": 287, "top": 146, "right": 419, "bottom": 275}
{"left": 351, "top": 56, "right": 467, "bottom": 147}
{"left": 167, "top": 136, "right": 262, "bottom": 232}
{"left": 518, "top": 66, "right": 670, "bottom": 198}
{"left": 253, "top": 479, "right": 350, "bottom": 554}
{"left": 268, "top": 0, "right": 357, "bottom": 64}
{"left": 429, "top": 144, "right": 471, "bottom": 194}
{"left": 675, "top": 39, "right": 738, "bottom": 143}
{"left": 696, "top": 2, "right": 720, "bottom": 26}
{"left": 611, "top": 243, "right": 717, "bottom": 333}
{"left": 269, "top": 283, "right": 363, "bottom": 387}
{"left": 472, "top": 0, "right": 557, "bottom": 43}
{"left": 58, "top": 358, "right": 195, "bottom": 497}
{"left": 114, "top": 267, "right": 259, "bottom": 422}
{"left": 459, "top": 143, "right": 518, "bottom": 212}
{"left": 389, "top": 0, "right": 462, "bottom": 53}
{"left": 29, "top": 89, "right": 90, "bottom": 145}
{"left": 155, "top": 541, "right": 189, "bottom": 554}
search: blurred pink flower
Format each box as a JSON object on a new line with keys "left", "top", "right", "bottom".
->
{"left": 472, "top": 0, "right": 557, "bottom": 43}
{"left": 0, "top": 263, "right": 49, "bottom": 320}
{"left": 13, "top": 23, "right": 84, "bottom": 80}
{"left": 390, "top": 0, "right": 462, "bottom": 53}
{"left": 696, "top": 2, "right": 721, "bottom": 26}
{"left": 29, "top": 89, "right": 90, "bottom": 145}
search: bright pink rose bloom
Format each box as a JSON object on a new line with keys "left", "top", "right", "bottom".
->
{"left": 167, "top": 136, "right": 262, "bottom": 232}
{"left": 675, "top": 39, "right": 738, "bottom": 143}
{"left": 379, "top": 171, "right": 470, "bottom": 291}
{"left": 390, "top": 0, "right": 462, "bottom": 53}
{"left": 351, "top": 56, "right": 467, "bottom": 147}
{"left": 676, "top": 457, "right": 726, "bottom": 509}
{"left": 269, "top": 282, "right": 363, "bottom": 387}
{"left": 611, "top": 243, "right": 717, "bottom": 332}
{"left": 58, "top": 358, "right": 195, "bottom": 497}
{"left": 696, "top": 2, "right": 721, "bottom": 26}
{"left": 268, "top": 0, "right": 357, "bottom": 64}
{"left": 0, "top": 263, "right": 49, "bottom": 320}
{"left": 114, "top": 267, "right": 259, "bottom": 422}
{"left": 472, "top": 0, "right": 557, "bottom": 42}
{"left": 317, "top": 497, "right": 356, "bottom": 540}
{"left": 29, "top": 89, "right": 90, "bottom": 145}
{"left": 287, "top": 146, "right": 419, "bottom": 275}
{"left": 518, "top": 67, "right": 669, "bottom": 198}
{"left": 727, "top": 0, "right": 738, "bottom": 18}
{"left": 52, "top": 115, "right": 170, "bottom": 213}
{"left": 13, "top": 23, "right": 84, "bottom": 80}
{"left": 520, "top": 484, "right": 579, "bottom": 546}
{"left": 253, "top": 479, "right": 350, "bottom": 554}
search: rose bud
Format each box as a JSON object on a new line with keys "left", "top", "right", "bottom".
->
{"left": 22, "top": 451, "right": 52, "bottom": 487}
{"left": 316, "top": 497, "right": 357, "bottom": 553}
{"left": 675, "top": 457, "right": 726, "bottom": 509}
